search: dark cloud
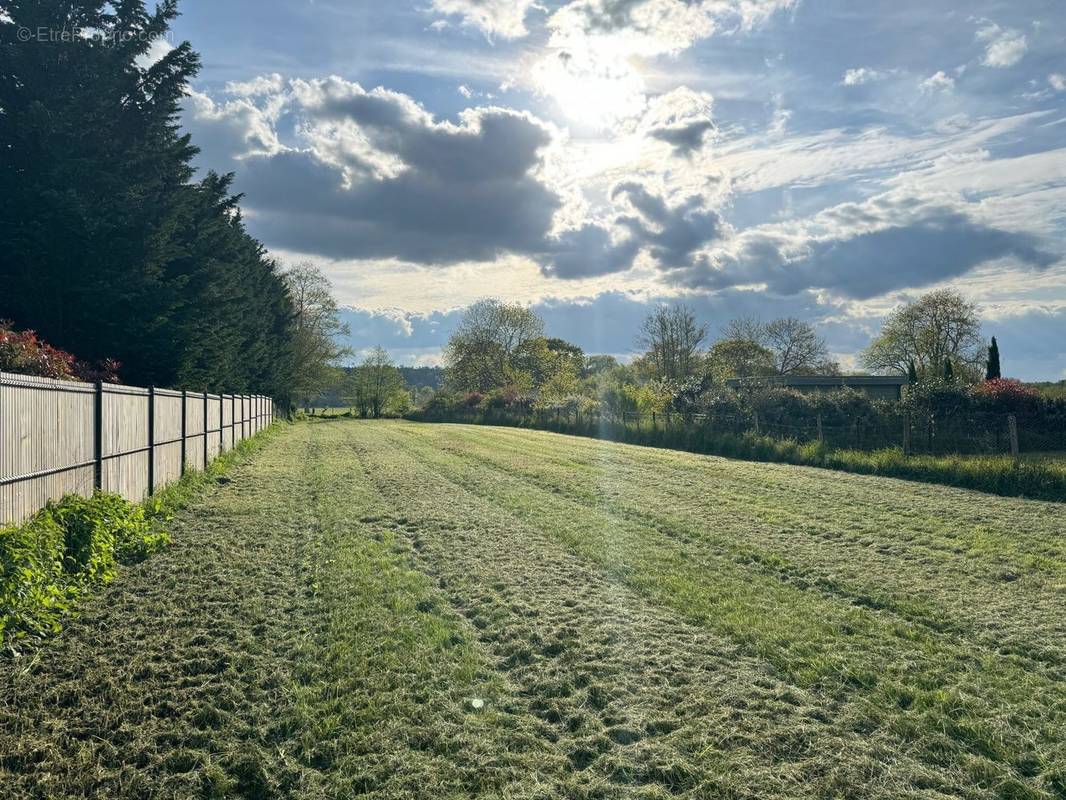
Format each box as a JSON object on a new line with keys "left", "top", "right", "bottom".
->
{"left": 684, "top": 207, "right": 1057, "bottom": 299}
{"left": 228, "top": 94, "right": 562, "bottom": 262}
{"left": 648, "top": 119, "right": 714, "bottom": 156}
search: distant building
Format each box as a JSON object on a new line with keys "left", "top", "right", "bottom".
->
{"left": 725, "top": 375, "right": 909, "bottom": 401}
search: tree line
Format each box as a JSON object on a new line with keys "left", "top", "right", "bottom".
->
{"left": 0, "top": 1, "right": 345, "bottom": 405}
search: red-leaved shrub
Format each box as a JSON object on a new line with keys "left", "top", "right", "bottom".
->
{"left": 0, "top": 321, "right": 121, "bottom": 383}
{"left": 971, "top": 379, "right": 1040, "bottom": 413}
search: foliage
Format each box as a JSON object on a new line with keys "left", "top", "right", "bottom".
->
{"left": 985, "top": 336, "right": 1001, "bottom": 380}
{"left": 1, "top": 493, "right": 168, "bottom": 646}
{"left": 284, "top": 264, "right": 352, "bottom": 406}
{"left": 345, "top": 347, "right": 408, "bottom": 418}
{"left": 971, "top": 378, "right": 1040, "bottom": 413}
{"left": 635, "top": 303, "right": 708, "bottom": 381}
{"left": 445, "top": 299, "right": 544, "bottom": 393}
{"left": 706, "top": 337, "right": 775, "bottom": 383}
{"left": 0, "top": 321, "right": 78, "bottom": 379}
{"left": 0, "top": 0, "right": 298, "bottom": 400}
{"left": 861, "top": 290, "right": 985, "bottom": 381}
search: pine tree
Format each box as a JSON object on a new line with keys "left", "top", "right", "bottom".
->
{"left": 986, "top": 337, "right": 1001, "bottom": 381}
{"left": 943, "top": 359, "right": 954, "bottom": 382}
{"left": 908, "top": 360, "right": 919, "bottom": 383}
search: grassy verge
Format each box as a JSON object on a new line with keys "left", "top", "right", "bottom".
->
{"left": 410, "top": 411, "right": 1066, "bottom": 502}
{"left": 0, "top": 426, "right": 278, "bottom": 650}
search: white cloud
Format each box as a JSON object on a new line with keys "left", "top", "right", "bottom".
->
{"left": 920, "top": 71, "right": 955, "bottom": 93}
{"left": 976, "top": 22, "right": 1028, "bottom": 68}
{"left": 457, "top": 84, "right": 473, "bottom": 98}
{"left": 841, "top": 67, "right": 884, "bottom": 86}
{"left": 429, "top": 0, "right": 539, "bottom": 39}
{"left": 1050, "top": 74, "right": 1066, "bottom": 92}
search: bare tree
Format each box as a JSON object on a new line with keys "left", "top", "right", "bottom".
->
{"left": 637, "top": 304, "right": 709, "bottom": 381}
{"left": 763, "top": 317, "right": 833, "bottom": 375}
{"left": 719, "top": 316, "right": 834, "bottom": 376}
{"left": 862, "top": 290, "right": 984, "bottom": 380}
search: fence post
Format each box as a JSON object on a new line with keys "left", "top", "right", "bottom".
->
{"left": 816, "top": 414, "right": 824, "bottom": 444}
{"left": 93, "top": 380, "right": 103, "bottom": 492}
{"left": 219, "top": 394, "right": 224, "bottom": 454}
{"left": 1008, "top": 414, "right": 1019, "bottom": 464}
{"left": 147, "top": 386, "right": 156, "bottom": 495}
{"left": 902, "top": 412, "right": 911, "bottom": 456}
{"left": 753, "top": 410, "right": 760, "bottom": 436}
{"left": 180, "top": 389, "right": 187, "bottom": 475}
{"left": 203, "top": 391, "right": 209, "bottom": 470}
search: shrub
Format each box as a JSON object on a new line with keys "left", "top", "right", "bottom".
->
{"left": 971, "top": 379, "right": 1040, "bottom": 414}
{"left": 0, "top": 321, "right": 78, "bottom": 379}
{"left": 1, "top": 492, "right": 170, "bottom": 647}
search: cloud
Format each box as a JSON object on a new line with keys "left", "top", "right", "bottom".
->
{"left": 976, "top": 22, "right": 1028, "bottom": 68}
{"left": 429, "top": 0, "right": 539, "bottom": 39}
{"left": 640, "top": 87, "right": 715, "bottom": 156}
{"left": 919, "top": 71, "right": 955, "bottom": 93}
{"left": 681, "top": 192, "right": 1057, "bottom": 299}
{"left": 841, "top": 67, "right": 885, "bottom": 86}
{"left": 1050, "top": 73, "right": 1066, "bottom": 92}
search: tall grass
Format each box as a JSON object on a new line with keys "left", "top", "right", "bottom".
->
{"left": 409, "top": 410, "right": 1066, "bottom": 502}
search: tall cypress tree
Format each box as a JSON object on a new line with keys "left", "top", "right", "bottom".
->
{"left": 0, "top": 1, "right": 297, "bottom": 399}
{"left": 943, "top": 359, "right": 954, "bottom": 382}
{"left": 907, "top": 360, "right": 919, "bottom": 383}
{"left": 986, "top": 337, "right": 1001, "bottom": 380}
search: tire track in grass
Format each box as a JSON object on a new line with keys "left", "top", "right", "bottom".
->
{"left": 287, "top": 421, "right": 572, "bottom": 799}
{"left": 342, "top": 423, "right": 967, "bottom": 799}
{"left": 410, "top": 425, "right": 1066, "bottom": 674}
{"left": 367, "top": 422, "right": 1063, "bottom": 799}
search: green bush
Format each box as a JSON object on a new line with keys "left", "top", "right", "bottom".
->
{"left": 0, "top": 492, "right": 171, "bottom": 647}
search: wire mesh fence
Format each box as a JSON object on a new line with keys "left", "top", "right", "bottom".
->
{"left": 416, "top": 405, "right": 1066, "bottom": 459}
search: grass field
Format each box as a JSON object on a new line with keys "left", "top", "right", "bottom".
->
{"left": 2, "top": 420, "right": 1063, "bottom": 799}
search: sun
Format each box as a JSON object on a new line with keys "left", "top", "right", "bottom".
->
{"left": 532, "top": 46, "right": 647, "bottom": 130}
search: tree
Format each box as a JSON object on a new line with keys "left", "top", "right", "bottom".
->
{"left": 445, "top": 300, "right": 544, "bottom": 392}
{"left": 908, "top": 360, "right": 919, "bottom": 384}
{"left": 763, "top": 318, "right": 834, "bottom": 375}
{"left": 720, "top": 317, "right": 834, "bottom": 376}
{"left": 636, "top": 304, "right": 708, "bottom": 382}
{"left": 943, "top": 358, "right": 954, "bottom": 381}
{"left": 283, "top": 264, "right": 351, "bottom": 406}
{"left": 986, "top": 337, "right": 1001, "bottom": 380}
{"left": 349, "top": 347, "right": 406, "bottom": 418}
{"left": 0, "top": 0, "right": 299, "bottom": 399}
{"left": 861, "top": 290, "right": 985, "bottom": 381}
{"left": 706, "top": 338, "right": 775, "bottom": 384}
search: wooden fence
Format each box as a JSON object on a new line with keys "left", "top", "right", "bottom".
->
{"left": 0, "top": 371, "right": 276, "bottom": 526}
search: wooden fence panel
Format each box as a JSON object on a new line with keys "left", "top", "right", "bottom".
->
{"left": 183, "top": 392, "right": 205, "bottom": 472}
{"left": 100, "top": 385, "right": 150, "bottom": 503}
{"left": 207, "top": 394, "right": 222, "bottom": 462}
{"left": 153, "top": 390, "right": 184, "bottom": 491}
{"left": 1, "top": 374, "right": 96, "bottom": 525}
{"left": 221, "top": 394, "right": 234, "bottom": 452}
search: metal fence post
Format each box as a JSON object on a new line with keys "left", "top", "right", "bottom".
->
{"left": 1008, "top": 414, "right": 1019, "bottom": 464}
{"left": 180, "top": 389, "right": 187, "bottom": 475}
{"left": 902, "top": 412, "right": 911, "bottom": 456}
{"left": 816, "top": 413, "right": 824, "bottom": 444}
{"left": 203, "top": 390, "right": 209, "bottom": 470}
{"left": 93, "top": 380, "right": 103, "bottom": 492}
{"left": 219, "top": 394, "right": 224, "bottom": 453}
{"left": 147, "top": 386, "right": 156, "bottom": 495}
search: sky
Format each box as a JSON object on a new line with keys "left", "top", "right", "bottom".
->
{"left": 167, "top": 0, "right": 1066, "bottom": 378}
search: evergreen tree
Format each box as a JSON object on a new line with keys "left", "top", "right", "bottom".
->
{"left": 0, "top": 0, "right": 298, "bottom": 400}
{"left": 907, "top": 360, "right": 919, "bottom": 384}
{"left": 986, "top": 337, "right": 1001, "bottom": 380}
{"left": 943, "top": 359, "right": 954, "bottom": 381}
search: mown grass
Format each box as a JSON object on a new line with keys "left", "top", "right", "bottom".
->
{"left": 411, "top": 411, "right": 1066, "bottom": 502}
{"left": 2, "top": 420, "right": 1063, "bottom": 799}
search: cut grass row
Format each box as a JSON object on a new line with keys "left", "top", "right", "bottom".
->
{"left": 2, "top": 420, "right": 1063, "bottom": 798}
